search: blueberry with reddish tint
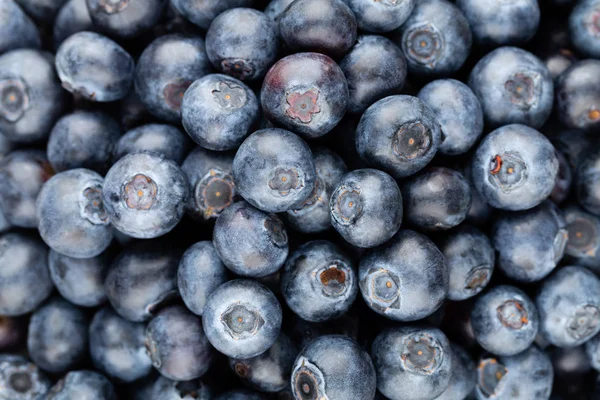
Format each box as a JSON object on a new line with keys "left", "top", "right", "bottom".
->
{"left": 468, "top": 47, "right": 554, "bottom": 129}
{"left": 49, "top": 249, "right": 109, "bottom": 307}
{"left": 283, "top": 147, "right": 347, "bottom": 234}
{"left": 279, "top": 0, "right": 357, "bottom": 58}
{"left": 457, "top": 0, "right": 539, "bottom": 47}
{"left": 563, "top": 205, "right": 600, "bottom": 271}
{"left": 0, "top": 316, "right": 24, "bottom": 351}
{"left": 372, "top": 326, "right": 451, "bottom": 400}
{"left": 0, "top": 50, "right": 65, "bottom": 143}
{"left": 471, "top": 124, "right": 559, "bottom": 211}
{"left": 435, "top": 343, "right": 476, "bottom": 400}
{"left": 182, "top": 146, "right": 236, "bottom": 221}
{"left": 46, "top": 370, "right": 116, "bottom": 400}
{"left": 438, "top": 225, "right": 495, "bottom": 301}
{"left": 261, "top": 53, "right": 348, "bottom": 139}
{"left": 577, "top": 147, "right": 600, "bottom": 215}
{"left": 135, "top": 34, "right": 211, "bottom": 123}
{"left": 264, "top": 0, "right": 295, "bottom": 37}
{"left": 344, "top": 0, "right": 414, "bottom": 33}
{"left": 114, "top": 124, "right": 191, "bottom": 164}
{"left": 418, "top": 79, "right": 484, "bottom": 155}
{"left": 55, "top": 31, "right": 134, "bottom": 102}
{"left": 182, "top": 74, "right": 259, "bottom": 150}
{"left": 229, "top": 333, "right": 296, "bottom": 392}
{"left": 171, "top": 0, "right": 254, "bottom": 30}
{"left": 359, "top": 230, "right": 448, "bottom": 321}
{"left": 281, "top": 240, "right": 358, "bottom": 322}
{"left": 213, "top": 201, "right": 288, "bottom": 277}
{"left": 203, "top": 279, "right": 282, "bottom": 359}
{"left": 475, "top": 346, "right": 553, "bottom": 400}
{"left": 330, "top": 169, "right": 402, "bottom": 248}
{"left": 537, "top": 266, "right": 600, "bottom": 347}
{"left": 570, "top": 0, "right": 600, "bottom": 58}
{"left": 556, "top": 60, "right": 600, "bottom": 131}
{"left": 103, "top": 152, "right": 188, "bottom": 239}
{"left": 394, "top": 0, "right": 471, "bottom": 77}
{"left": 551, "top": 150, "right": 573, "bottom": 204}
{"left": 0, "top": 0, "right": 40, "bottom": 54}
{"left": 53, "top": 0, "right": 96, "bottom": 47}
{"left": 27, "top": 298, "right": 88, "bottom": 374}
{"left": 292, "top": 335, "right": 375, "bottom": 400}
{"left": 493, "top": 201, "right": 567, "bottom": 282}
{"left": 0, "top": 150, "right": 53, "bottom": 228}
{"left": 356, "top": 95, "right": 441, "bottom": 179}
{"left": 216, "top": 390, "right": 266, "bottom": 400}
{"left": 151, "top": 376, "right": 213, "bottom": 400}
{"left": 206, "top": 8, "right": 278, "bottom": 81}
{"left": 48, "top": 111, "right": 121, "bottom": 174}
{"left": 340, "top": 35, "right": 407, "bottom": 114}
{"left": 177, "top": 241, "right": 229, "bottom": 316}
{"left": 105, "top": 240, "right": 180, "bottom": 322}
{"left": 86, "top": 0, "right": 167, "bottom": 38}
{"left": 0, "top": 354, "right": 50, "bottom": 399}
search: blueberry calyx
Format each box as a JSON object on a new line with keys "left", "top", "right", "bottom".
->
{"left": 211, "top": 81, "right": 247, "bottom": 109}
{"left": 123, "top": 174, "right": 158, "bottom": 210}
{"left": 567, "top": 305, "right": 600, "bottom": 340}
{"left": 285, "top": 88, "right": 321, "bottom": 123}
{"left": 404, "top": 23, "right": 443, "bottom": 69}
{"left": 487, "top": 152, "right": 528, "bottom": 193}
{"left": 80, "top": 185, "right": 110, "bottom": 225}
{"left": 0, "top": 78, "right": 30, "bottom": 122}
{"left": 163, "top": 80, "right": 192, "bottom": 111}
{"left": 220, "top": 302, "right": 266, "bottom": 340}
{"left": 496, "top": 300, "right": 529, "bottom": 329}
{"left": 393, "top": 122, "right": 432, "bottom": 161}
{"left": 401, "top": 333, "right": 443, "bottom": 375}
{"left": 195, "top": 169, "right": 235, "bottom": 219}
{"left": 478, "top": 358, "right": 507, "bottom": 398}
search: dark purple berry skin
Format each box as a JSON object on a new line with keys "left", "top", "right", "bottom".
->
{"left": 261, "top": 52, "right": 349, "bottom": 139}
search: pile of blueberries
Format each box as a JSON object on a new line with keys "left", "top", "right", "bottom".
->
{"left": 3, "top": 0, "right": 600, "bottom": 398}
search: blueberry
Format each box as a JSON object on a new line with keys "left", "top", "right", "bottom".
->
{"left": 114, "top": 124, "right": 191, "bottom": 164}
{"left": 372, "top": 325, "right": 452, "bottom": 400}
{"left": 229, "top": 333, "right": 297, "bottom": 392}
{"left": 288, "top": 313, "right": 360, "bottom": 349}
{"left": 279, "top": 0, "right": 357, "bottom": 59}
{"left": 37, "top": 169, "right": 114, "bottom": 259}
{"left": 47, "top": 111, "right": 121, "bottom": 174}
{"left": 104, "top": 240, "right": 180, "bottom": 322}
{"left": 340, "top": 35, "right": 407, "bottom": 114}
{"left": 0, "top": 50, "right": 65, "bottom": 143}
{"left": 283, "top": 147, "right": 347, "bottom": 234}
{"left": 181, "top": 74, "right": 259, "bottom": 150}
{"left": 0, "top": 0, "right": 40, "bottom": 54}
{"left": 203, "top": 279, "right": 282, "bottom": 359}
{"left": 46, "top": 370, "right": 116, "bottom": 400}
{"left": 215, "top": 389, "right": 266, "bottom": 400}
{"left": 102, "top": 152, "right": 189, "bottom": 239}
{"left": 0, "top": 354, "right": 50, "bottom": 400}
{"left": 576, "top": 147, "right": 600, "bottom": 216}
{"left": 48, "top": 248, "right": 109, "bottom": 307}
{"left": 261, "top": 53, "right": 349, "bottom": 139}
{"left": 177, "top": 241, "right": 229, "bottom": 316}
{"left": 0, "top": 150, "right": 53, "bottom": 228}
{"left": 544, "top": 48, "right": 578, "bottom": 81}
{"left": 263, "top": 0, "right": 295, "bottom": 38}
{"left": 213, "top": 201, "right": 288, "bottom": 277}
{"left": 0, "top": 232, "right": 52, "bottom": 316}
{"left": 150, "top": 376, "right": 213, "bottom": 400}
{"left": 53, "top": 0, "right": 95, "bottom": 47}
{"left": 170, "top": 0, "right": 254, "bottom": 30}
{"left": 586, "top": 333, "right": 600, "bottom": 372}
{"left": 457, "top": 0, "right": 540, "bottom": 47}
{"left": 181, "top": 146, "right": 236, "bottom": 221}
{"left": 356, "top": 95, "right": 441, "bottom": 179}
{"left": 344, "top": 0, "right": 414, "bottom": 33}
{"left": 438, "top": 225, "right": 495, "bottom": 301}
{"left": 537, "top": 266, "right": 600, "bottom": 347}
{"left": 556, "top": 60, "right": 600, "bottom": 131}
{"left": 418, "top": 79, "right": 484, "bottom": 155}
{"left": 493, "top": 201, "right": 567, "bottom": 282}
{"left": 570, "top": 0, "right": 600, "bottom": 58}
{"left": 89, "top": 307, "right": 152, "bottom": 382}
{"left": 551, "top": 149, "right": 573, "bottom": 205}
{"left": 471, "top": 124, "right": 559, "bottom": 211}
{"left": 15, "top": 0, "right": 67, "bottom": 23}
{"left": 0, "top": 316, "right": 24, "bottom": 351}
{"left": 281, "top": 240, "right": 358, "bottom": 322}
{"left": 134, "top": 34, "right": 211, "bottom": 123}
{"left": 475, "top": 346, "right": 553, "bottom": 400}
{"left": 359, "top": 230, "right": 448, "bottom": 321}
{"left": 86, "top": 0, "right": 167, "bottom": 38}
{"left": 291, "top": 335, "right": 376, "bottom": 400}
{"left": 563, "top": 205, "right": 600, "bottom": 271}
{"left": 55, "top": 31, "right": 134, "bottom": 102}
{"left": 27, "top": 297, "right": 89, "bottom": 374}
{"left": 468, "top": 47, "right": 554, "bottom": 129}
{"left": 394, "top": 0, "right": 472, "bottom": 77}
{"left": 435, "top": 343, "right": 476, "bottom": 400}
{"left": 330, "top": 168, "right": 402, "bottom": 248}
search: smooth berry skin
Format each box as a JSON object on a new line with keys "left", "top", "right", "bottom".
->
{"left": 55, "top": 31, "right": 134, "bottom": 102}
{"left": 150, "top": 376, "right": 213, "bottom": 400}
{"left": 418, "top": 79, "right": 484, "bottom": 155}
{"left": 577, "top": 148, "right": 600, "bottom": 216}
{"left": 0, "top": 232, "right": 52, "bottom": 316}
{"left": 203, "top": 279, "right": 282, "bottom": 359}
{"left": 279, "top": 0, "right": 357, "bottom": 59}
{"left": 330, "top": 168, "right": 402, "bottom": 248}
{"left": 53, "top": 0, "right": 96, "bottom": 47}
{"left": 27, "top": 298, "right": 88, "bottom": 374}
{"left": 261, "top": 53, "right": 349, "bottom": 139}
{"left": 46, "top": 370, "right": 116, "bottom": 400}
{"left": 438, "top": 225, "right": 495, "bottom": 301}
{"left": 213, "top": 201, "right": 288, "bottom": 278}
{"left": 359, "top": 230, "right": 448, "bottom": 322}
{"left": 435, "top": 343, "right": 476, "bottom": 400}
{"left": 551, "top": 149, "right": 573, "bottom": 205}
{"left": 0, "top": 354, "right": 50, "bottom": 399}
{"left": 15, "top": 0, "right": 67, "bottom": 23}
{"left": 356, "top": 95, "right": 441, "bottom": 179}
{"left": 471, "top": 124, "right": 559, "bottom": 211}
{"left": 0, "top": 0, "right": 40, "bottom": 54}
{"left": 233, "top": 129, "right": 316, "bottom": 213}
{"left": 394, "top": 0, "right": 471, "bottom": 77}
{"left": 291, "top": 335, "right": 376, "bottom": 400}
{"left": 556, "top": 60, "right": 600, "bottom": 132}
{"left": 263, "top": 0, "right": 295, "bottom": 38}
{"left": 570, "top": 0, "right": 600, "bottom": 58}
{"left": 344, "top": 0, "right": 414, "bottom": 33}
{"left": 586, "top": 333, "right": 600, "bottom": 371}
{"left": 171, "top": 0, "right": 254, "bottom": 30}
{"left": 0, "top": 50, "right": 65, "bottom": 143}
{"left": 182, "top": 74, "right": 259, "bottom": 151}
{"left": 86, "top": 0, "right": 167, "bottom": 39}
{"left": 372, "top": 326, "right": 452, "bottom": 400}
{"left": 563, "top": 205, "right": 600, "bottom": 271}
{"left": 340, "top": 35, "right": 407, "bottom": 114}
{"left": 177, "top": 241, "right": 229, "bottom": 316}
{"left": 114, "top": 124, "right": 191, "bottom": 164}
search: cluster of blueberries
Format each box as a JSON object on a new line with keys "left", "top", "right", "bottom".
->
{"left": 2, "top": 0, "right": 600, "bottom": 398}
